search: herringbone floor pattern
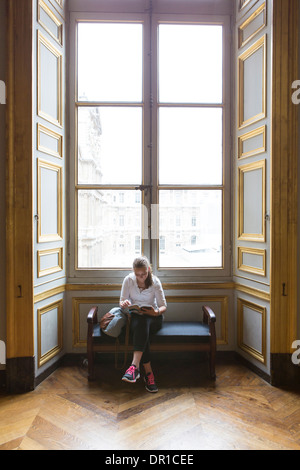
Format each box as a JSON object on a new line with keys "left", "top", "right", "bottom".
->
{"left": 1, "top": 357, "right": 300, "bottom": 450}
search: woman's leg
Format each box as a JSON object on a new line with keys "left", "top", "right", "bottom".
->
{"left": 122, "top": 314, "right": 162, "bottom": 385}
{"left": 141, "top": 315, "right": 162, "bottom": 362}
{"left": 131, "top": 314, "right": 162, "bottom": 362}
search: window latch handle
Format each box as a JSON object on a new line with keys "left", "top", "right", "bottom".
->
{"left": 135, "top": 185, "right": 152, "bottom": 194}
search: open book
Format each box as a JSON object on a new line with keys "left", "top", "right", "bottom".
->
{"left": 128, "top": 304, "right": 153, "bottom": 315}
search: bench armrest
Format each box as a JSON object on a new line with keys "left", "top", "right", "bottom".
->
{"left": 87, "top": 306, "right": 98, "bottom": 325}
{"left": 202, "top": 305, "right": 216, "bottom": 324}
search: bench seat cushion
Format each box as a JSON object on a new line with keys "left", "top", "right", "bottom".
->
{"left": 92, "top": 321, "right": 210, "bottom": 345}
{"left": 152, "top": 321, "right": 210, "bottom": 343}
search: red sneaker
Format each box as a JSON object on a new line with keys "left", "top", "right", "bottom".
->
{"left": 144, "top": 372, "right": 158, "bottom": 393}
{"left": 122, "top": 365, "right": 140, "bottom": 383}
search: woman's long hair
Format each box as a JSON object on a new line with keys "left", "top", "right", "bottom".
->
{"left": 133, "top": 256, "right": 154, "bottom": 289}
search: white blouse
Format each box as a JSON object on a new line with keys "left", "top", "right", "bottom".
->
{"left": 120, "top": 272, "right": 167, "bottom": 310}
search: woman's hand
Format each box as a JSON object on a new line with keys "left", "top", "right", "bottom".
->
{"left": 141, "top": 306, "right": 160, "bottom": 316}
{"left": 120, "top": 299, "right": 131, "bottom": 308}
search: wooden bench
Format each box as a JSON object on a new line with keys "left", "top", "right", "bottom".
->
{"left": 87, "top": 305, "right": 217, "bottom": 381}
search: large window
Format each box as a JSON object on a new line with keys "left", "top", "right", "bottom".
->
{"left": 71, "top": 9, "right": 230, "bottom": 277}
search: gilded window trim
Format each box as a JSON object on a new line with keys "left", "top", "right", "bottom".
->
{"left": 37, "top": 123, "right": 63, "bottom": 159}
{"left": 53, "top": 0, "right": 63, "bottom": 8}
{"left": 238, "top": 2, "right": 266, "bottom": 49}
{"left": 38, "top": 0, "right": 63, "bottom": 46}
{"left": 238, "top": 125, "right": 266, "bottom": 160}
{"left": 37, "top": 159, "right": 63, "bottom": 243}
{"left": 69, "top": 11, "right": 231, "bottom": 280}
{"left": 37, "top": 247, "right": 64, "bottom": 278}
{"left": 238, "top": 35, "right": 266, "bottom": 129}
{"left": 37, "top": 30, "right": 63, "bottom": 128}
{"left": 239, "top": 0, "right": 252, "bottom": 11}
{"left": 237, "top": 159, "right": 266, "bottom": 242}
{"left": 237, "top": 246, "right": 266, "bottom": 276}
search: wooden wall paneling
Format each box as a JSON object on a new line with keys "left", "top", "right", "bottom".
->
{"left": 6, "top": 0, "right": 35, "bottom": 392}
{"left": 271, "top": 0, "right": 298, "bottom": 358}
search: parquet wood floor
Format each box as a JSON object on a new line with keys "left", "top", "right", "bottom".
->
{"left": 1, "top": 357, "right": 300, "bottom": 450}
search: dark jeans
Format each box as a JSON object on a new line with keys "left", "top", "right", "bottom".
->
{"left": 130, "top": 313, "right": 163, "bottom": 364}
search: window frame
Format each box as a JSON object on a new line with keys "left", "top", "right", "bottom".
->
{"left": 68, "top": 7, "right": 232, "bottom": 283}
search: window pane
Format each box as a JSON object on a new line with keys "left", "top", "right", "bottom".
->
{"left": 78, "top": 107, "right": 142, "bottom": 185}
{"left": 78, "top": 22, "right": 143, "bottom": 102}
{"left": 159, "top": 24, "right": 223, "bottom": 103}
{"left": 78, "top": 190, "right": 142, "bottom": 268}
{"left": 158, "top": 190, "right": 222, "bottom": 268}
{"left": 159, "top": 108, "right": 223, "bottom": 185}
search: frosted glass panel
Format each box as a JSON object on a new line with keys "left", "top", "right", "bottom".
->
{"left": 159, "top": 24, "right": 223, "bottom": 103}
{"left": 78, "top": 22, "right": 143, "bottom": 102}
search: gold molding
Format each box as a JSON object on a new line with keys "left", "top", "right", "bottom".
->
{"left": 34, "top": 285, "right": 65, "bottom": 303}
{"left": 37, "top": 123, "right": 63, "bottom": 159}
{"left": 72, "top": 296, "right": 118, "bottom": 348}
{"left": 38, "top": 0, "right": 63, "bottom": 46}
{"left": 237, "top": 297, "right": 266, "bottom": 364}
{"left": 237, "top": 246, "right": 266, "bottom": 277}
{"left": 238, "top": 159, "right": 266, "bottom": 242}
{"left": 238, "top": 3, "right": 266, "bottom": 49}
{"left": 235, "top": 283, "right": 270, "bottom": 301}
{"left": 167, "top": 295, "right": 228, "bottom": 345}
{"left": 66, "top": 281, "right": 236, "bottom": 292}
{"left": 33, "top": 280, "right": 270, "bottom": 305}
{"left": 37, "top": 159, "right": 63, "bottom": 243}
{"left": 238, "top": 35, "right": 266, "bottom": 129}
{"left": 37, "top": 299, "right": 63, "bottom": 367}
{"left": 239, "top": 0, "right": 252, "bottom": 11}
{"left": 37, "top": 30, "right": 63, "bottom": 127}
{"left": 238, "top": 125, "right": 266, "bottom": 160}
{"left": 37, "top": 247, "right": 63, "bottom": 278}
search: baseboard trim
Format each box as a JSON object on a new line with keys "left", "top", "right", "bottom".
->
{"left": 0, "top": 367, "right": 6, "bottom": 392}
{"left": 234, "top": 352, "right": 271, "bottom": 383}
{"left": 270, "top": 353, "right": 300, "bottom": 387}
{"left": 6, "top": 357, "right": 35, "bottom": 394}
{"left": 3, "top": 352, "right": 299, "bottom": 394}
